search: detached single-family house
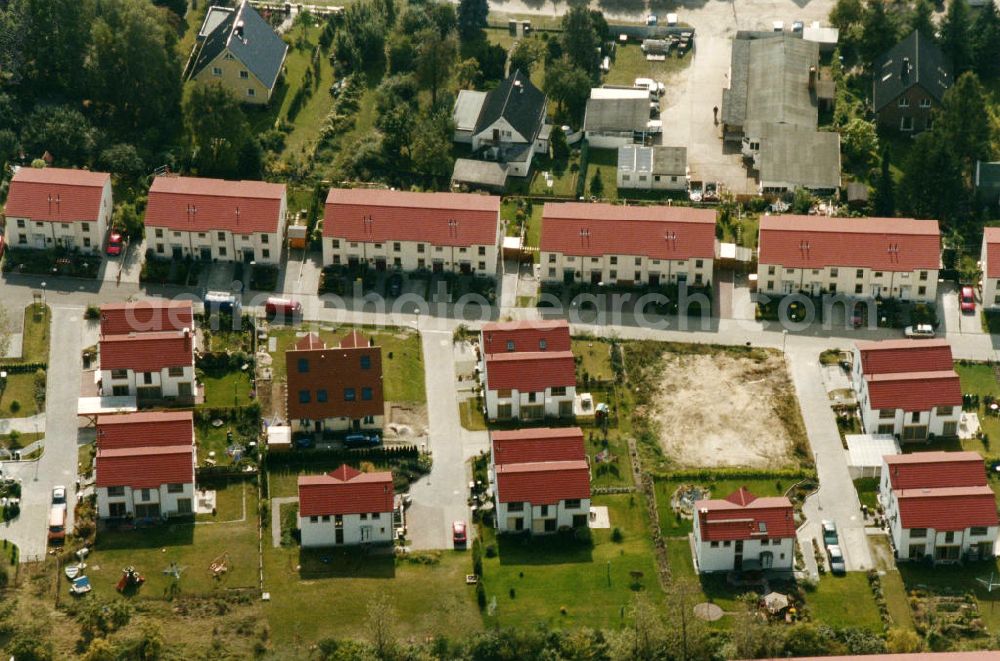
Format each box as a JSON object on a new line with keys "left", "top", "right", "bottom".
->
{"left": 480, "top": 320, "right": 575, "bottom": 421}
{"left": 692, "top": 487, "right": 796, "bottom": 573}
{"left": 617, "top": 145, "right": 688, "bottom": 191}
{"left": 583, "top": 87, "right": 660, "bottom": 148}
{"left": 188, "top": 1, "right": 289, "bottom": 104}
{"left": 451, "top": 70, "right": 549, "bottom": 185}
{"left": 540, "top": 202, "right": 716, "bottom": 287}
{"left": 852, "top": 339, "right": 961, "bottom": 442}
{"left": 99, "top": 300, "right": 194, "bottom": 336}
{"left": 982, "top": 227, "right": 1000, "bottom": 308}
{"left": 490, "top": 428, "right": 590, "bottom": 534}
{"left": 94, "top": 411, "right": 196, "bottom": 520}
{"left": 3, "top": 167, "right": 112, "bottom": 253}
{"left": 322, "top": 188, "right": 502, "bottom": 276}
{"left": 297, "top": 465, "right": 395, "bottom": 547}
{"left": 880, "top": 452, "right": 998, "bottom": 563}
{"left": 285, "top": 331, "right": 384, "bottom": 433}
{"left": 144, "top": 176, "right": 287, "bottom": 265}
{"left": 975, "top": 162, "right": 1000, "bottom": 211}
{"left": 872, "top": 31, "right": 951, "bottom": 134}
{"left": 99, "top": 329, "right": 196, "bottom": 403}
{"left": 756, "top": 215, "right": 941, "bottom": 302}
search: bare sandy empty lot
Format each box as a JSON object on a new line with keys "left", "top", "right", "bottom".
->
{"left": 650, "top": 350, "right": 805, "bottom": 468}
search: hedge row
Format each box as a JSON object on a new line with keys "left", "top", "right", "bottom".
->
{"left": 652, "top": 467, "right": 816, "bottom": 482}
{"left": 0, "top": 362, "right": 48, "bottom": 374}
{"left": 264, "top": 444, "right": 420, "bottom": 468}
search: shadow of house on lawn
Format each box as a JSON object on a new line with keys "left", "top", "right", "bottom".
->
{"left": 496, "top": 530, "right": 595, "bottom": 567}
{"left": 297, "top": 546, "right": 396, "bottom": 580}
{"left": 96, "top": 520, "right": 197, "bottom": 551}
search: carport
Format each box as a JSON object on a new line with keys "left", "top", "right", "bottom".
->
{"left": 846, "top": 434, "right": 901, "bottom": 478}
{"left": 77, "top": 396, "right": 138, "bottom": 427}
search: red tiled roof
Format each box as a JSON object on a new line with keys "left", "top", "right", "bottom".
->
{"left": 495, "top": 460, "right": 590, "bottom": 505}
{"left": 855, "top": 339, "right": 954, "bottom": 375}
{"left": 323, "top": 188, "right": 500, "bottom": 248}
{"left": 695, "top": 488, "right": 796, "bottom": 542}
{"left": 95, "top": 445, "right": 195, "bottom": 489}
{"left": 865, "top": 370, "right": 962, "bottom": 411}
{"left": 491, "top": 427, "right": 586, "bottom": 466}
{"left": 96, "top": 411, "right": 194, "bottom": 450}
{"left": 340, "top": 330, "right": 368, "bottom": 349}
{"left": 884, "top": 451, "right": 987, "bottom": 490}
{"left": 4, "top": 167, "right": 110, "bottom": 222}
{"left": 145, "top": 176, "right": 286, "bottom": 235}
{"left": 286, "top": 336, "right": 383, "bottom": 420}
{"left": 484, "top": 351, "right": 576, "bottom": 391}
{"left": 297, "top": 465, "right": 394, "bottom": 516}
{"left": 99, "top": 300, "right": 194, "bottom": 336}
{"left": 985, "top": 227, "right": 1000, "bottom": 279}
{"left": 481, "top": 319, "right": 571, "bottom": 354}
{"left": 758, "top": 215, "right": 940, "bottom": 271}
{"left": 99, "top": 331, "right": 195, "bottom": 372}
{"left": 540, "top": 202, "right": 716, "bottom": 260}
{"left": 896, "top": 486, "right": 999, "bottom": 531}
{"left": 294, "top": 333, "right": 325, "bottom": 350}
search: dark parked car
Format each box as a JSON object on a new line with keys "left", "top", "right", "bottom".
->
{"left": 294, "top": 435, "right": 314, "bottom": 450}
{"left": 344, "top": 433, "right": 381, "bottom": 449}
{"left": 388, "top": 273, "right": 403, "bottom": 297}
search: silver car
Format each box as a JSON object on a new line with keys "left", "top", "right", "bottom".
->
{"left": 827, "top": 544, "right": 846, "bottom": 574}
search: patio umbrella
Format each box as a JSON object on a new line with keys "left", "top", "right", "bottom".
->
{"left": 763, "top": 592, "right": 789, "bottom": 614}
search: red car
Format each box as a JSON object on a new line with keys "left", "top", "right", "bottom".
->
{"left": 961, "top": 286, "right": 976, "bottom": 314}
{"left": 452, "top": 520, "right": 467, "bottom": 547}
{"left": 106, "top": 231, "right": 124, "bottom": 256}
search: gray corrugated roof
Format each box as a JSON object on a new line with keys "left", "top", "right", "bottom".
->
{"left": 473, "top": 70, "right": 547, "bottom": 141}
{"left": 618, "top": 145, "right": 651, "bottom": 173}
{"left": 723, "top": 34, "right": 818, "bottom": 130}
{"left": 453, "top": 90, "right": 487, "bottom": 132}
{"left": 451, "top": 159, "right": 509, "bottom": 189}
{"left": 757, "top": 124, "right": 840, "bottom": 190}
{"left": 873, "top": 30, "right": 951, "bottom": 112}
{"left": 190, "top": 1, "right": 288, "bottom": 91}
{"left": 584, "top": 97, "right": 650, "bottom": 133}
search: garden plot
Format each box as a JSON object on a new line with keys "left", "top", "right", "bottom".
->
{"left": 650, "top": 351, "right": 805, "bottom": 468}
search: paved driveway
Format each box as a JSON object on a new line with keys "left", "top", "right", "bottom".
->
{"left": 406, "top": 330, "right": 489, "bottom": 550}
{"left": 0, "top": 306, "right": 84, "bottom": 561}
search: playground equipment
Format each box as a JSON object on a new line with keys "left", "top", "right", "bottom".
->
{"left": 116, "top": 566, "right": 145, "bottom": 593}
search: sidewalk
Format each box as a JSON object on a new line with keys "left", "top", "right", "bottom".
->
{"left": 0, "top": 415, "right": 45, "bottom": 435}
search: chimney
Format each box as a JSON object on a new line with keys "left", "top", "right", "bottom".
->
{"left": 808, "top": 66, "right": 816, "bottom": 92}
{"left": 235, "top": 20, "right": 245, "bottom": 38}
{"left": 901, "top": 57, "right": 910, "bottom": 82}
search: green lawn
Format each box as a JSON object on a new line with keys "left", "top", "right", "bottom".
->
{"left": 0, "top": 431, "right": 42, "bottom": 451}
{"left": 479, "top": 493, "right": 659, "bottom": 629}
{"left": 955, "top": 362, "right": 1000, "bottom": 459}
{"left": 898, "top": 557, "right": 1000, "bottom": 635}
{"left": 262, "top": 546, "right": 482, "bottom": 645}
{"left": 806, "top": 573, "right": 883, "bottom": 631}
{"left": 654, "top": 478, "right": 790, "bottom": 538}
{"left": 666, "top": 537, "right": 697, "bottom": 581}
{"left": 194, "top": 423, "right": 249, "bottom": 466}
{"left": 195, "top": 481, "right": 247, "bottom": 522}
{"left": 853, "top": 477, "right": 879, "bottom": 511}
{"left": 20, "top": 304, "right": 50, "bottom": 363}
{"left": 459, "top": 400, "right": 487, "bottom": 431}
{"left": 199, "top": 369, "right": 253, "bottom": 408}
{"left": 0, "top": 372, "right": 41, "bottom": 417}
{"left": 718, "top": 213, "right": 760, "bottom": 250}
{"left": 500, "top": 199, "right": 543, "bottom": 252}
{"left": 86, "top": 516, "right": 258, "bottom": 600}
{"left": 603, "top": 41, "right": 692, "bottom": 89}
{"left": 573, "top": 338, "right": 615, "bottom": 383}
{"left": 586, "top": 148, "right": 620, "bottom": 200}
{"left": 585, "top": 426, "right": 633, "bottom": 488}
{"left": 267, "top": 324, "right": 425, "bottom": 402}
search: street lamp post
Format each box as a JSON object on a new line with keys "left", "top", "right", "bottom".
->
{"left": 782, "top": 329, "right": 788, "bottom": 354}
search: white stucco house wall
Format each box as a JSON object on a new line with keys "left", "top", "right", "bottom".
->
{"left": 692, "top": 487, "right": 796, "bottom": 573}
{"left": 298, "top": 466, "right": 395, "bottom": 548}
{"left": 981, "top": 227, "right": 1000, "bottom": 309}
{"left": 99, "top": 330, "right": 196, "bottom": 403}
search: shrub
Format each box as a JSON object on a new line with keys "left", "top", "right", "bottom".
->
{"left": 484, "top": 544, "right": 497, "bottom": 558}
{"left": 8, "top": 400, "right": 19, "bottom": 414}
{"left": 611, "top": 527, "right": 623, "bottom": 543}
{"left": 84, "top": 304, "right": 101, "bottom": 320}
{"left": 476, "top": 582, "right": 486, "bottom": 610}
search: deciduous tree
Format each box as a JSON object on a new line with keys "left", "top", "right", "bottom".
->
{"left": 415, "top": 27, "right": 457, "bottom": 107}
{"left": 457, "top": 0, "right": 488, "bottom": 41}
{"left": 561, "top": 6, "right": 599, "bottom": 75}
{"left": 183, "top": 83, "right": 252, "bottom": 179}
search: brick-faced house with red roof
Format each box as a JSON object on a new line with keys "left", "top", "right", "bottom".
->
{"left": 489, "top": 427, "right": 590, "bottom": 533}
{"left": 980, "top": 227, "right": 1000, "bottom": 308}
{"left": 692, "top": 487, "right": 796, "bottom": 573}
{"left": 145, "top": 175, "right": 287, "bottom": 265}
{"left": 4, "top": 167, "right": 112, "bottom": 253}
{"left": 322, "top": 188, "right": 502, "bottom": 276}
{"left": 480, "top": 320, "right": 576, "bottom": 421}
{"left": 297, "top": 465, "right": 395, "bottom": 547}
{"left": 94, "top": 411, "right": 196, "bottom": 520}
{"left": 879, "top": 452, "right": 998, "bottom": 563}
{"left": 851, "top": 339, "right": 960, "bottom": 442}
{"left": 539, "top": 202, "right": 717, "bottom": 288}
{"left": 285, "top": 331, "right": 384, "bottom": 433}
{"left": 756, "top": 215, "right": 941, "bottom": 302}
{"left": 99, "top": 329, "right": 196, "bottom": 403}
